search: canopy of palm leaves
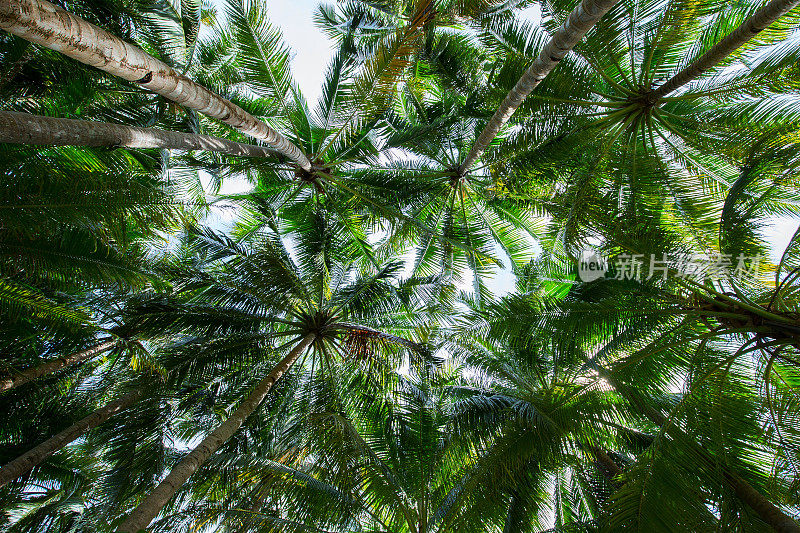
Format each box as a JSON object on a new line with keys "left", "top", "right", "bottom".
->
{"left": 1, "top": 0, "right": 799, "bottom": 531}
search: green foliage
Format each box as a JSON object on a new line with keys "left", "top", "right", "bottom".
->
{"left": 2, "top": 0, "right": 800, "bottom": 531}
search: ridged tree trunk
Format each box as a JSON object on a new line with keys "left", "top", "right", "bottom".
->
{"left": 0, "top": 0, "right": 312, "bottom": 171}
{"left": 589, "top": 445, "right": 623, "bottom": 478}
{"left": 0, "top": 339, "right": 117, "bottom": 393}
{"left": 457, "top": 0, "right": 620, "bottom": 173}
{"left": 0, "top": 111, "right": 281, "bottom": 158}
{"left": 0, "top": 389, "right": 141, "bottom": 487}
{"left": 117, "top": 333, "right": 317, "bottom": 532}
{"left": 600, "top": 368, "right": 800, "bottom": 533}
{"left": 651, "top": 0, "right": 800, "bottom": 100}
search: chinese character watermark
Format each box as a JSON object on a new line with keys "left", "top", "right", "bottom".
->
{"left": 576, "top": 250, "right": 763, "bottom": 283}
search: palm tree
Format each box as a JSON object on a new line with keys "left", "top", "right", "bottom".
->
{"left": 0, "top": 337, "right": 118, "bottom": 393}
{"left": 460, "top": 280, "right": 800, "bottom": 531}
{"left": 182, "top": 362, "right": 534, "bottom": 532}
{"left": 649, "top": 0, "right": 800, "bottom": 100}
{"left": 0, "top": 111, "right": 282, "bottom": 159}
{"left": 466, "top": 201, "right": 800, "bottom": 531}
{"left": 458, "top": 0, "right": 622, "bottom": 172}
{"left": 0, "top": 389, "right": 142, "bottom": 487}
{"left": 0, "top": 139, "right": 183, "bottom": 399}
{"left": 0, "top": 0, "right": 200, "bottom": 396}
{"left": 0, "top": 0, "right": 312, "bottom": 169}
{"left": 117, "top": 335, "right": 316, "bottom": 531}
{"left": 117, "top": 222, "right": 427, "bottom": 531}
{"left": 0, "top": 338, "right": 176, "bottom": 525}
{"left": 475, "top": 0, "right": 800, "bottom": 219}
{"left": 2, "top": 0, "right": 800, "bottom": 530}
{"left": 373, "top": 89, "right": 542, "bottom": 303}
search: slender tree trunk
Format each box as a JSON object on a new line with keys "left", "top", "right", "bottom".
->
{"left": 651, "top": 0, "right": 800, "bottom": 100}
{"left": 589, "top": 445, "right": 623, "bottom": 478}
{"left": 724, "top": 473, "right": 800, "bottom": 533}
{"left": 117, "top": 333, "right": 316, "bottom": 532}
{"left": 0, "top": 111, "right": 282, "bottom": 158}
{"left": 599, "top": 368, "right": 800, "bottom": 533}
{"left": 0, "top": 0, "right": 312, "bottom": 171}
{"left": 0, "top": 339, "right": 117, "bottom": 393}
{"left": 0, "top": 389, "right": 140, "bottom": 487}
{"left": 458, "top": 0, "right": 619, "bottom": 173}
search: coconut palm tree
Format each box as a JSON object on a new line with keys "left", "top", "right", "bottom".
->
{"left": 0, "top": 0, "right": 210, "bottom": 398}
{"left": 0, "top": 0, "right": 312, "bottom": 169}
{"left": 0, "top": 338, "right": 177, "bottom": 527}
{"left": 0, "top": 119, "right": 190, "bottom": 394}
{"left": 0, "top": 338, "right": 119, "bottom": 393}
{"left": 462, "top": 188, "right": 800, "bottom": 531}
{"left": 0, "top": 136, "right": 184, "bottom": 396}
{"left": 116, "top": 219, "right": 427, "bottom": 531}
{"left": 474, "top": 0, "right": 800, "bottom": 211}
{"left": 459, "top": 273, "right": 800, "bottom": 531}
{"left": 649, "top": 0, "right": 800, "bottom": 100}
{"left": 370, "top": 89, "right": 542, "bottom": 303}
{"left": 447, "top": 310, "right": 647, "bottom": 531}
{"left": 0, "top": 390, "right": 142, "bottom": 488}
{"left": 177, "top": 360, "right": 547, "bottom": 532}
{"left": 458, "top": 0, "right": 622, "bottom": 172}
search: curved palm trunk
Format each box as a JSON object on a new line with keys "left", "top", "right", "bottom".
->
{"left": 457, "top": 0, "right": 620, "bottom": 173}
{"left": 0, "top": 0, "right": 312, "bottom": 171}
{"left": 0, "top": 389, "right": 140, "bottom": 487}
{"left": 0, "top": 339, "right": 117, "bottom": 393}
{"left": 651, "top": 0, "right": 800, "bottom": 100}
{"left": 0, "top": 111, "right": 282, "bottom": 158}
{"left": 599, "top": 368, "right": 800, "bottom": 533}
{"left": 118, "top": 333, "right": 316, "bottom": 532}
{"left": 589, "top": 445, "right": 623, "bottom": 478}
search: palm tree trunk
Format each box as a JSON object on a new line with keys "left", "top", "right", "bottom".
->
{"left": 0, "top": 0, "right": 312, "bottom": 171}
{"left": 589, "top": 445, "right": 623, "bottom": 478}
{"left": 0, "top": 389, "right": 140, "bottom": 487}
{"left": 599, "top": 368, "right": 800, "bottom": 533}
{"left": 651, "top": 0, "right": 800, "bottom": 100}
{"left": 725, "top": 473, "right": 800, "bottom": 533}
{"left": 0, "top": 111, "right": 282, "bottom": 158}
{"left": 0, "top": 338, "right": 117, "bottom": 393}
{"left": 117, "top": 333, "right": 316, "bottom": 532}
{"left": 457, "top": 0, "right": 620, "bottom": 173}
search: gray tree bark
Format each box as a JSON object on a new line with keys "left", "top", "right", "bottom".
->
{"left": 0, "top": 0, "right": 311, "bottom": 170}
{"left": 651, "top": 0, "right": 800, "bottom": 99}
{"left": 0, "top": 111, "right": 282, "bottom": 158}
{"left": 0, "top": 339, "right": 117, "bottom": 393}
{"left": 0, "top": 389, "right": 141, "bottom": 487}
{"left": 458, "top": 0, "right": 620, "bottom": 173}
{"left": 117, "top": 333, "right": 317, "bottom": 532}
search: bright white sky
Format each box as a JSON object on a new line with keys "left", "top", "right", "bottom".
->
{"left": 266, "top": 0, "right": 333, "bottom": 105}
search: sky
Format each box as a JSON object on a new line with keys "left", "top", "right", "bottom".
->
{"left": 265, "top": 0, "right": 333, "bottom": 105}
{"left": 213, "top": 0, "right": 798, "bottom": 289}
